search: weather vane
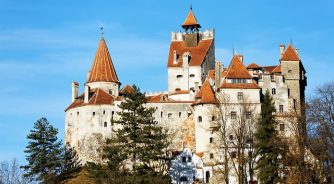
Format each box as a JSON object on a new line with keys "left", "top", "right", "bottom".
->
{"left": 190, "top": 3, "right": 192, "bottom": 10}
{"left": 100, "top": 26, "right": 104, "bottom": 37}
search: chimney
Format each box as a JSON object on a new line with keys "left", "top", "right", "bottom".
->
{"left": 173, "top": 50, "right": 177, "bottom": 64}
{"left": 84, "top": 85, "right": 90, "bottom": 103}
{"left": 280, "top": 44, "right": 285, "bottom": 57}
{"left": 215, "top": 61, "right": 222, "bottom": 88}
{"left": 87, "top": 70, "right": 91, "bottom": 80}
{"left": 238, "top": 55, "right": 243, "bottom": 62}
{"left": 71, "top": 81, "right": 79, "bottom": 103}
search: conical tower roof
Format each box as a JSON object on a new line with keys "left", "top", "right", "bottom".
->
{"left": 87, "top": 38, "right": 119, "bottom": 83}
{"left": 226, "top": 55, "right": 253, "bottom": 79}
{"left": 182, "top": 9, "right": 201, "bottom": 29}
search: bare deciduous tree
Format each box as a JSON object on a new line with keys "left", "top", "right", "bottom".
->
{"left": 0, "top": 159, "right": 28, "bottom": 184}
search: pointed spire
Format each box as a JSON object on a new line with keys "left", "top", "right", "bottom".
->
{"left": 194, "top": 80, "right": 218, "bottom": 105}
{"left": 86, "top": 38, "right": 120, "bottom": 84}
{"left": 280, "top": 44, "right": 300, "bottom": 61}
{"left": 182, "top": 7, "right": 201, "bottom": 30}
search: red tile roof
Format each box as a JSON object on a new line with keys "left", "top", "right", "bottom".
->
{"left": 247, "top": 62, "right": 261, "bottom": 69}
{"left": 87, "top": 38, "right": 120, "bottom": 84}
{"left": 263, "top": 66, "right": 277, "bottom": 73}
{"left": 220, "top": 81, "right": 260, "bottom": 89}
{"left": 193, "top": 80, "right": 218, "bottom": 105}
{"left": 119, "top": 84, "right": 134, "bottom": 95}
{"left": 169, "top": 90, "right": 190, "bottom": 96}
{"left": 208, "top": 70, "right": 215, "bottom": 80}
{"left": 182, "top": 10, "right": 201, "bottom": 28}
{"left": 65, "top": 88, "right": 114, "bottom": 111}
{"left": 272, "top": 65, "right": 281, "bottom": 73}
{"left": 226, "top": 55, "right": 253, "bottom": 79}
{"left": 167, "top": 39, "right": 213, "bottom": 67}
{"left": 280, "top": 44, "right": 300, "bottom": 61}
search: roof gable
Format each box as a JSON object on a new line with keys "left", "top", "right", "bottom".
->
{"left": 87, "top": 38, "right": 120, "bottom": 83}
{"left": 193, "top": 80, "right": 218, "bottom": 105}
{"left": 226, "top": 55, "right": 252, "bottom": 79}
{"left": 281, "top": 44, "right": 300, "bottom": 61}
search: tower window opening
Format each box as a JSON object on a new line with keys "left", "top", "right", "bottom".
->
{"left": 103, "top": 110, "right": 106, "bottom": 115}
{"left": 231, "top": 111, "right": 237, "bottom": 119}
{"left": 280, "top": 123, "right": 285, "bottom": 132}
{"left": 161, "top": 111, "right": 163, "bottom": 118}
{"left": 211, "top": 116, "right": 216, "bottom": 121}
{"left": 175, "top": 88, "right": 181, "bottom": 91}
{"left": 104, "top": 122, "right": 107, "bottom": 127}
{"left": 279, "top": 105, "right": 284, "bottom": 113}
{"left": 176, "top": 75, "right": 183, "bottom": 79}
{"left": 237, "top": 92, "right": 243, "bottom": 100}
{"left": 182, "top": 156, "right": 186, "bottom": 162}
{"left": 93, "top": 112, "right": 96, "bottom": 116}
{"left": 272, "top": 88, "right": 276, "bottom": 95}
{"left": 210, "top": 153, "right": 214, "bottom": 159}
{"left": 179, "top": 112, "right": 181, "bottom": 117}
{"left": 168, "top": 113, "right": 172, "bottom": 118}
{"left": 210, "top": 137, "right": 213, "bottom": 143}
{"left": 188, "top": 157, "right": 192, "bottom": 162}
{"left": 109, "top": 90, "right": 113, "bottom": 95}
{"left": 190, "top": 74, "right": 195, "bottom": 77}
{"left": 198, "top": 116, "right": 202, "bottom": 123}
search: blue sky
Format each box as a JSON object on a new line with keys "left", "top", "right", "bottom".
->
{"left": 0, "top": 0, "right": 333, "bottom": 163}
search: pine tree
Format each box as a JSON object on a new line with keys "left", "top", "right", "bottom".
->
{"left": 58, "top": 146, "right": 82, "bottom": 182}
{"left": 22, "top": 117, "right": 62, "bottom": 183}
{"left": 255, "top": 90, "right": 285, "bottom": 183}
{"left": 103, "top": 85, "right": 170, "bottom": 177}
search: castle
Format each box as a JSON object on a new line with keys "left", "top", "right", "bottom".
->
{"left": 65, "top": 8, "right": 306, "bottom": 183}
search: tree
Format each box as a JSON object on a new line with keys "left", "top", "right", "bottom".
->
{"left": 255, "top": 90, "right": 285, "bottom": 183}
{"left": 103, "top": 85, "right": 170, "bottom": 177}
{"left": 22, "top": 117, "right": 62, "bottom": 183}
{"left": 307, "top": 81, "right": 334, "bottom": 182}
{"left": 0, "top": 159, "right": 28, "bottom": 184}
{"left": 58, "top": 146, "right": 82, "bottom": 182}
{"left": 22, "top": 117, "right": 82, "bottom": 183}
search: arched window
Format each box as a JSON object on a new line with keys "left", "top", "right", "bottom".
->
{"left": 198, "top": 116, "right": 202, "bottom": 123}
{"left": 175, "top": 88, "right": 181, "bottom": 91}
{"left": 272, "top": 88, "right": 276, "bottom": 95}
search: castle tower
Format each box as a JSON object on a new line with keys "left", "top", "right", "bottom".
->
{"left": 167, "top": 8, "right": 215, "bottom": 100}
{"left": 86, "top": 37, "right": 120, "bottom": 97}
{"left": 280, "top": 44, "right": 307, "bottom": 115}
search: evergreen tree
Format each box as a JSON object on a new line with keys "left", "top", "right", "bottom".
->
{"left": 22, "top": 117, "right": 62, "bottom": 183}
{"left": 255, "top": 90, "right": 285, "bottom": 183}
{"left": 58, "top": 146, "right": 82, "bottom": 182}
{"left": 103, "top": 85, "right": 170, "bottom": 177}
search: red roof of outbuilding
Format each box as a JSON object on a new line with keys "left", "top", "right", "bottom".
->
{"left": 193, "top": 80, "right": 218, "bottom": 105}
{"left": 247, "top": 62, "right": 261, "bottom": 69}
{"left": 87, "top": 38, "right": 119, "bottom": 84}
{"left": 220, "top": 81, "right": 260, "bottom": 89}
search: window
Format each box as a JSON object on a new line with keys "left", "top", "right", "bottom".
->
{"left": 210, "top": 153, "right": 214, "bottom": 159}
{"left": 280, "top": 124, "right": 285, "bottom": 132}
{"left": 231, "top": 111, "right": 237, "bottom": 119}
{"left": 182, "top": 157, "right": 186, "bottom": 162}
{"left": 179, "top": 112, "right": 181, "bottom": 117}
{"left": 211, "top": 116, "right": 216, "bottom": 121}
{"left": 77, "top": 112, "right": 79, "bottom": 115}
{"left": 246, "top": 112, "right": 252, "bottom": 119}
{"left": 103, "top": 110, "right": 106, "bottom": 115}
{"left": 112, "top": 111, "right": 114, "bottom": 120}
{"left": 190, "top": 74, "right": 195, "bottom": 77}
{"left": 109, "top": 90, "right": 113, "bottom": 95}
{"left": 175, "top": 88, "right": 181, "bottom": 91}
{"left": 168, "top": 113, "right": 172, "bottom": 118}
{"left": 231, "top": 151, "right": 237, "bottom": 159}
{"left": 237, "top": 92, "right": 243, "bottom": 100}
{"left": 293, "top": 99, "right": 297, "bottom": 110}
{"left": 161, "top": 111, "right": 163, "bottom": 118}
{"left": 229, "top": 134, "right": 234, "bottom": 140}
{"left": 198, "top": 116, "right": 202, "bottom": 123}
{"left": 279, "top": 105, "right": 284, "bottom": 113}
{"left": 188, "top": 157, "right": 192, "bottom": 162}
{"left": 210, "top": 137, "right": 213, "bottom": 143}
{"left": 272, "top": 88, "right": 276, "bottom": 95}
{"left": 104, "top": 122, "right": 107, "bottom": 127}
{"left": 93, "top": 112, "right": 96, "bottom": 116}
{"left": 180, "top": 176, "right": 188, "bottom": 182}
{"left": 176, "top": 75, "right": 183, "bottom": 79}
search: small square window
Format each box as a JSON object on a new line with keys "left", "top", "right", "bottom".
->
{"left": 231, "top": 111, "right": 237, "bottom": 119}
{"left": 168, "top": 113, "right": 172, "bottom": 118}
{"left": 188, "top": 157, "right": 192, "bottom": 162}
{"left": 279, "top": 105, "right": 284, "bottom": 113}
{"left": 210, "top": 153, "right": 214, "bottom": 159}
{"left": 229, "top": 134, "right": 234, "bottom": 140}
{"left": 231, "top": 151, "right": 237, "bottom": 159}
{"left": 237, "top": 92, "right": 243, "bottom": 100}
{"left": 280, "top": 124, "right": 285, "bottom": 131}
{"left": 246, "top": 112, "right": 252, "bottom": 119}
{"left": 182, "top": 157, "right": 186, "bottom": 162}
